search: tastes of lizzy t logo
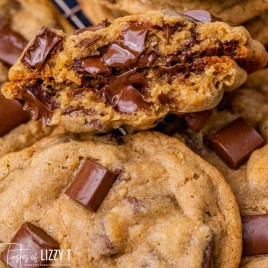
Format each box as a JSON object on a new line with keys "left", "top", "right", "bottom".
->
{"left": 0, "top": 243, "right": 72, "bottom": 267}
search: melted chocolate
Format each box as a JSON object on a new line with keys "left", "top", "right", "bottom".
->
{"left": 77, "top": 56, "right": 111, "bottom": 76}
{"left": 21, "top": 83, "right": 58, "bottom": 125}
{"left": 21, "top": 27, "right": 62, "bottom": 70}
{"left": 76, "top": 35, "right": 101, "bottom": 49}
{"left": 98, "top": 69, "right": 151, "bottom": 113}
{"left": 118, "top": 21, "right": 151, "bottom": 54}
{"left": 0, "top": 27, "right": 27, "bottom": 67}
{"left": 74, "top": 20, "right": 111, "bottom": 35}
{"left": 137, "top": 51, "right": 157, "bottom": 68}
{"left": 62, "top": 107, "right": 95, "bottom": 116}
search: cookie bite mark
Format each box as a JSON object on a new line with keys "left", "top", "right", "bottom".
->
{"left": 65, "top": 159, "right": 118, "bottom": 211}
{"left": 1, "top": 222, "right": 59, "bottom": 268}
{"left": 206, "top": 118, "right": 266, "bottom": 169}
{"left": 21, "top": 27, "right": 63, "bottom": 70}
{"left": 3, "top": 10, "right": 267, "bottom": 133}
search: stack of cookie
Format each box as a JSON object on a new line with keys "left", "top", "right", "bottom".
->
{"left": 0, "top": 1, "right": 268, "bottom": 268}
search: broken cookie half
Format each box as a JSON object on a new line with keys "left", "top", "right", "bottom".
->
{"left": 2, "top": 10, "right": 267, "bottom": 133}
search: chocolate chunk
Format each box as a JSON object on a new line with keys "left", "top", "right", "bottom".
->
{"left": 184, "top": 110, "right": 212, "bottom": 132}
{"left": 137, "top": 51, "right": 157, "bottom": 68}
{"left": 21, "top": 27, "right": 62, "bottom": 70}
{"left": 65, "top": 159, "right": 118, "bottom": 211}
{"left": 74, "top": 20, "right": 111, "bottom": 34}
{"left": 62, "top": 107, "right": 95, "bottom": 116}
{"left": 206, "top": 118, "right": 266, "bottom": 169}
{"left": 163, "top": 23, "right": 181, "bottom": 43}
{"left": 0, "top": 27, "right": 27, "bottom": 67}
{"left": 0, "top": 94, "right": 30, "bottom": 136}
{"left": 98, "top": 70, "right": 151, "bottom": 113}
{"left": 118, "top": 21, "right": 151, "bottom": 54}
{"left": 21, "top": 83, "right": 57, "bottom": 125}
{"left": 76, "top": 35, "right": 101, "bottom": 49}
{"left": 242, "top": 215, "right": 268, "bottom": 256}
{"left": 70, "top": 87, "right": 90, "bottom": 97}
{"left": 183, "top": 10, "right": 214, "bottom": 23}
{"left": 202, "top": 237, "right": 214, "bottom": 268}
{"left": 103, "top": 43, "right": 137, "bottom": 68}
{"left": 1, "top": 222, "right": 59, "bottom": 268}
{"left": 77, "top": 56, "right": 111, "bottom": 76}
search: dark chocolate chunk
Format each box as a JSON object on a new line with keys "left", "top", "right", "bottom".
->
{"left": 98, "top": 69, "right": 151, "bottom": 113}
{"left": 21, "top": 83, "right": 58, "bottom": 125}
{"left": 0, "top": 27, "right": 27, "bottom": 67}
{"left": 0, "top": 94, "right": 30, "bottom": 136}
{"left": 76, "top": 35, "right": 101, "bottom": 50}
{"left": 77, "top": 56, "right": 111, "bottom": 76}
{"left": 103, "top": 43, "right": 137, "bottom": 68}
{"left": 202, "top": 237, "right": 214, "bottom": 268}
{"left": 242, "top": 215, "right": 268, "bottom": 256}
{"left": 65, "top": 159, "right": 118, "bottom": 211}
{"left": 74, "top": 20, "right": 111, "bottom": 34}
{"left": 1, "top": 222, "right": 59, "bottom": 268}
{"left": 183, "top": 10, "right": 214, "bottom": 23}
{"left": 184, "top": 110, "right": 212, "bottom": 132}
{"left": 21, "top": 27, "right": 62, "bottom": 70}
{"left": 207, "top": 118, "right": 266, "bottom": 169}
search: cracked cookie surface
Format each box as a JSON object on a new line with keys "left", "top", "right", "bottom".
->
{"left": 3, "top": 10, "right": 267, "bottom": 133}
{"left": 0, "top": 131, "right": 241, "bottom": 267}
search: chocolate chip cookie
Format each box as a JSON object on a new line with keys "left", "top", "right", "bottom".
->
{"left": 79, "top": 0, "right": 268, "bottom": 26}
{"left": 2, "top": 10, "right": 267, "bottom": 134}
{"left": 170, "top": 69, "right": 268, "bottom": 266}
{"left": 244, "top": 12, "right": 268, "bottom": 50}
{"left": 0, "top": 131, "right": 241, "bottom": 267}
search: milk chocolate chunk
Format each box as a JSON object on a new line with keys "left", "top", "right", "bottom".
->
{"left": 0, "top": 94, "right": 30, "bottom": 136}
{"left": 155, "top": 114, "right": 186, "bottom": 135}
{"left": 0, "top": 28, "right": 27, "bottom": 67}
{"left": 21, "top": 27, "right": 62, "bottom": 70}
{"left": 74, "top": 20, "right": 111, "bottom": 34}
{"left": 207, "top": 118, "right": 266, "bottom": 169}
{"left": 1, "top": 222, "right": 59, "bottom": 268}
{"left": 242, "top": 215, "right": 268, "bottom": 256}
{"left": 65, "top": 159, "right": 118, "bottom": 211}
{"left": 184, "top": 110, "right": 212, "bottom": 132}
